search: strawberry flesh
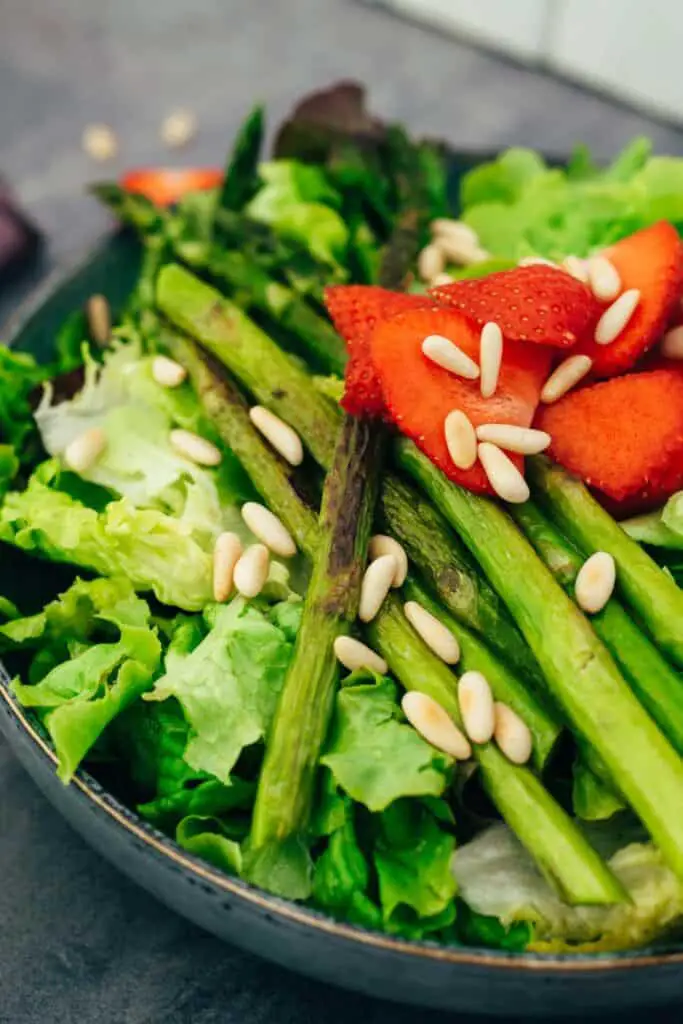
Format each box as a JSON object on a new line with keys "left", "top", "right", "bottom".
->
{"left": 430, "top": 265, "right": 600, "bottom": 349}
{"left": 371, "top": 307, "right": 551, "bottom": 493}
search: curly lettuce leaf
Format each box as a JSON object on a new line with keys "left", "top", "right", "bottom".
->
{"left": 459, "top": 138, "right": 683, "bottom": 262}
{"left": 246, "top": 159, "right": 348, "bottom": 266}
{"left": 0, "top": 347, "right": 46, "bottom": 467}
{"left": 321, "top": 672, "right": 451, "bottom": 812}
{"left": 453, "top": 821, "right": 683, "bottom": 952}
{"left": 0, "top": 463, "right": 215, "bottom": 610}
{"left": 312, "top": 816, "right": 383, "bottom": 930}
{"left": 146, "top": 597, "right": 301, "bottom": 783}
{"left": 35, "top": 341, "right": 253, "bottom": 544}
{"left": 11, "top": 582, "right": 161, "bottom": 781}
{"left": 175, "top": 815, "right": 242, "bottom": 874}
{"left": 572, "top": 756, "right": 625, "bottom": 822}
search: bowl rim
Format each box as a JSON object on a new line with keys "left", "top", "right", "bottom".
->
{"left": 3, "top": 200, "right": 683, "bottom": 978}
{"left": 3, "top": 677, "right": 683, "bottom": 973}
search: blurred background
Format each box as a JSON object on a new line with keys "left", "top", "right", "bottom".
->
{"left": 1, "top": 2, "right": 683, "bottom": 1021}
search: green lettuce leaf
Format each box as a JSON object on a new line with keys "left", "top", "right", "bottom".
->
{"left": 0, "top": 463, "right": 216, "bottom": 610}
{"left": 11, "top": 581, "right": 161, "bottom": 781}
{"left": 459, "top": 139, "right": 683, "bottom": 262}
{"left": 572, "top": 756, "right": 625, "bottom": 822}
{"left": 35, "top": 341, "right": 253, "bottom": 544}
{"left": 246, "top": 159, "right": 349, "bottom": 266}
{"left": 321, "top": 672, "right": 451, "bottom": 812}
{"left": 453, "top": 821, "right": 683, "bottom": 952}
{"left": 622, "top": 492, "right": 683, "bottom": 550}
{"left": 374, "top": 799, "right": 456, "bottom": 935}
{"left": 146, "top": 597, "right": 301, "bottom": 782}
{"left": 312, "top": 815, "right": 383, "bottom": 931}
{"left": 0, "top": 347, "right": 46, "bottom": 467}
{"left": 175, "top": 815, "right": 242, "bottom": 874}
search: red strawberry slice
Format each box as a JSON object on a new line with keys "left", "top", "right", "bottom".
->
{"left": 371, "top": 307, "right": 551, "bottom": 493}
{"left": 324, "top": 285, "right": 434, "bottom": 416}
{"left": 429, "top": 265, "right": 600, "bottom": 349}
{"left": 577, "top": 221, "right": 683, "bottom": 376}
{"left": 536, "top": 368, "right": 683, "bottom": 507}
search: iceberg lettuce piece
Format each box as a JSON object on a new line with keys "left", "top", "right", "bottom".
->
{"left": 454, "top": 821, "right": 683, "bottom": 952}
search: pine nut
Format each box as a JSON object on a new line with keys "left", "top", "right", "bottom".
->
{"left": 422, "top": 334, "right": 479, "bottom": 380}
{"left": 429, "top": 272, "right": 454, "bottom": 287}
{"left": 494, "top": 702, "right": 532, "bottom": 765}
{"left": 475, "top": 423, "right": 551, "bottom": 455}
{"left": 82, "top": 123, "right": 118, "bottom": 162}
{"left": 575, "top": 551, "right": 616, "bottom": 614}
{"left": 444, "top": 410, "right": 477, "bottom": 470}
{"left": 64, "top": 427, "right": 107, "bottom": 473}
{"left": 248, "top": 406, "right": 304, "bottom": 467}
{"left": 661, "top": 325, "right": 683, "bottom": 360}
{"left": 212, "top": 532, "right": 243, "bottom": 602}
{"left": 518, "top": 256, "right": 557, "bottom": 268}
{"left": 233, "top": 543, "right": 270, "bottom": 599}
{"left": 85, "top": 294, "right": 111, "bottom": 346}
{"left": 334, "top": 635, "right": 387, "bottom": 675}
{"left": 540, "top": 355, "right": 593, "bottom": 404}
{"left": 152, "top": 355, "right": 187, "bottom": 388}
{"left": 587, "top": 255, "right": 621, "bottom": 301}
{"left": 170, "top": 429, "right": 222, "bottom": 466}
{"left": 478, "top": 443, "right": 530, "bottom": 504}
{"left": 403, "top": 601, "right": 460, "bottom": 665}
{"left": 369, "top": 535, "right": 408, "bottom": 587}
{"left": 241, "top": 502, "right": 296, "bottom": 558}
{"left": 470, "top": 247, "right": 491, "bottom": 264}
{"left": 480, "top": 322, "right": 503, "bottom": 398}
{"left": 458, "top": 671, "right": 495, "bottom": 744}
{"left": 418, "top": 244, "right": 445, "bottom": 282}
{"left": 562, "top": 255, "right": 589, "bottom": 283}
{"left": 401, "top": 691, "right": 471, "bottom": 760}
{"left": 435, "top": 235, "right": 484, "bottom": 266}
{"left": 359, "top": 554, "right": 396, "bottom": 623}
{"left": 594, "top": 289, "right": 640, "bottom": 345}
{"left": 160, "top": 108, "right": 197, "bottom": 149}
{"left": 431, "top": 219, "right": 479, "bottom": 249}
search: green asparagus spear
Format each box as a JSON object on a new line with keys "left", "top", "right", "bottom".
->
{"left": 248, "top": 414, "right": 381, "bottom": 895}
{"left": 156, "top": 265, "right": 540, "bottom": 679}
{"left": 379, "top": 474, "right": 543, "bottom": 689}
{"left": 511, "top": 501, "right": 683, "bottom": 755}
{"left": 366, "top": 598, "right": 623, "bottom": 905}
{"left": 397, "top": 438, "right": 683, "bottom": 882}
{"left": 177, "top": 335, "right": 622, "bottom": 905}
{"left": 91, "top": 184, "right": 348, "bottom": 376}
{"left": 214, "top": 104, "right": 264, "bottom": 216}
{"left": 403, "top": 575, "right": 559, "bottom": 769}
{"left": 528, "top": 457, "right": 683, "bottom": 668}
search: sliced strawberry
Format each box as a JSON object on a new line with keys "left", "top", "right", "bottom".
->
{"left": 537, "top": 369, "right": 683, "bottom": 506}
{"left": 429, "top": 265, "right": 600, "bottom": 349}
{"left": 577, "top": 222, "right": 683, "bottom": 376}
{"left": 324, "top": 285, "right": 434, "bottom": 416}
{"left": 121, "top": 167, "right": 223, "bottom": 206}
{"left": 371, "top": 307, "right": 551, "bottom": 493}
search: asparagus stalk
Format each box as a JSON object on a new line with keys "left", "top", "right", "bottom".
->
{"left": 380, "top": 474, "right": 543, "bottom": 689}
{"left": 214, "top": 104, "right": 264, "bottom": 217}
{"left": 528, "top": 457, "right": 683, "bottom": 668}
{"left": 366, "top": 598, "right": 623, "bottom": 905}
{"left": 511, "top": 501, "right": 683, "bottom": 755}
{"left": 403, "top": 575, "right": 560, "bottom": 769}
{"left": 91, "top": 184, "right": 348, "bottom": 376}
{"left": 249, "top": 414, "right": 381, "bottom": 894}
{"left": 156, "top": 265, "right": 539, "bottom": 680}
{"left": 397, "top": 438, "right": 683, "bottom": 882}
{"left": 178, "top": 336, "right": 621, "bottom": 904}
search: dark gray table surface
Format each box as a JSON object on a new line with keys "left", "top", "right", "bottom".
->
{"left": 2, "top": 2, "right": 683, "bottom": 1021}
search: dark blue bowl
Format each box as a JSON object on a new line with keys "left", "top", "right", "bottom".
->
{"left": 2, "top": 166, "right": 683, "bottom": 1015}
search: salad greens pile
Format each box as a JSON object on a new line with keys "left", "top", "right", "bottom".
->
{"left": 2, "top": 82, "right": 683, "bottom": 954}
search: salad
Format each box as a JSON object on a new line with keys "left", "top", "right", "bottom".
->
{"left": 3, "top": 82, "right": 683, "bottom": 955}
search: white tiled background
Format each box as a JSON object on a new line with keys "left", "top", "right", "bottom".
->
{"left": 370, "top": 0, "right": 683, "bottom": 122}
